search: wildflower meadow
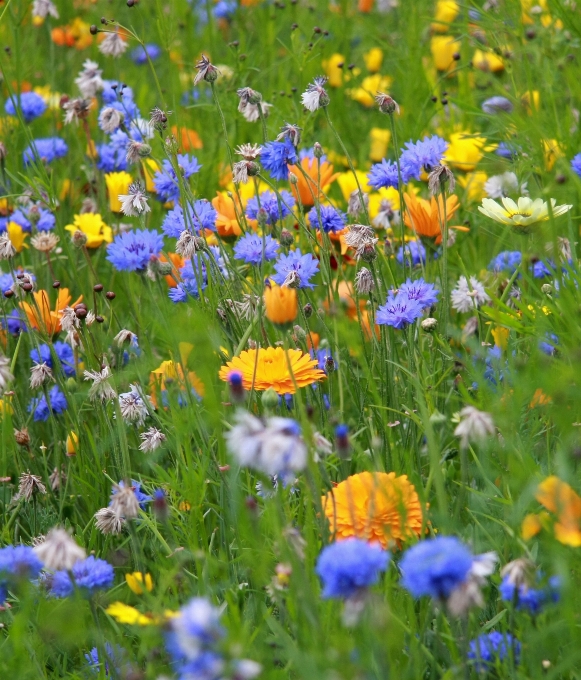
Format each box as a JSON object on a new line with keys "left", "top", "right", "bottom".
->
{"left": 1, "top": 0, "right": 581, "bottom": 677}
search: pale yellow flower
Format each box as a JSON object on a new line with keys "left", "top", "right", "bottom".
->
{"left": 479, "top": 197, "right": 572, "bottom": 230}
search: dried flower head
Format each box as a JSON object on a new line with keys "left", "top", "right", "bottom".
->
{"left": 354, "top": 267, "right": 375, "bottom": 295}
{"left": 109, "top": 483, "right": 140, "bottom": 520}
{"left": 126, "top": 140, "right": 151, "bottom": 164}
{"left": 175, "top": 231, "right": 206, "bottom": 258}
{"left": 276, "top": 123, "right": 302, "bottom": 147}
{"left": 235, "top": 143, "right": 263, "bottom": 160}
{"left": 94, "top": 507, "right": 125, "bottom": 535}
{"left": 0, "top": 233, "right": 16, "bottom": 260}
{"left": 149, "top": 107, "right": 171, "bottom": 130}
{"left": 428, "top": 164, "right": 456, "bottom": 195}
{"left": 84, "top": 366, "right": 117, "bottom": 402}
{"left": 30, "top": 362, "right": 54, "bottom": 389}
{"left": 49, "top": 465, "right": 67, "bottom": 491}
{"left": 14, "top": 428, "right": 30, "bottom": 446}
{"left": 62, "top": 98, "right": 91, "bottom": 125}
{"left": 194, "top": 54, "right": 219, "bottom": 85}
{"left": 139, "top": 427, "right": 166, "bottom": 452}
{"left": 375, "top": 92, "right": 400, "bottom": 115}
{"left": 31, "top": 230, "right": 59, "bottom": 253}
{"left": 33, "top": 527, "right": 86, "bottom": 570}
{"left": 98, "top": 31, "right": 129, "bottom": 58}
{"left": 347, "top": 190, "right": 369, "bottom": 219}
{"left": 99, "top": 107, "right": 125, "bottom": 134}
{"left": 15, "top": 471, "right": 47, "bottom": 502}
{"left": 114, "top": 329, "right": 137, "bottom": 347}
{"left": 0, "top": 354, "right": 14, "bottom": 395}
{"left": 301, "top": 76, "right": 330, "bottom": 112}
{"left": 454, "top": 406, "right": 495, "bottom": 448}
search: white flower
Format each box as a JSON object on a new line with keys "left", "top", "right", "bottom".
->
{"left": 478, "top": 196, "right": 572, "bottom": 229}
{"left": 113, "top": 329, "right": 138, "bottom": 347}
{"left": 0, "top": 233, "right": 16, "bottom": 260}
{"left": 118, "top": 385, "right": 152, "bottom": 426}
{"left": 301, "top": 76, "right": 330, "bottom": 112}
{"left": 98, "top": 32, "right": 128, "bottom": 58}
{"left": 32, "top": 0, "right": 59, "bottom": 18}
{"left": 450, "top": 275, "right": 490, "bottom": 313}
{"left": 30, "top": 362, "right": 54, "bottom": 389}
{"left": 109, "top": 484, "right": 140, "bottom": 519}
{"left": 119, "top": 182, "right": 151, "bottom": 217}
{"left": 99, "top": 107, "right": 124, "bottom": 134}
{"left": 239, "top": 100, "right": 272, "bottom": 123}
{"left": 139, "top": 427, "right": 166, "bottom": 452}
{"left": 33, "top": 527, "right": 86, "bottom": 570}
{"left": 0, "top": 354, "right": 13, "bottom": 395}
{"left": 74, "top": 59, "right": 104, "bottom": 98}
{"left": 484, "top": 171, "right": 528, "bottom": 199}
{"left": 84, "top": 366, "right": 117, "bottom": 402}
{"left": 61, "top": 306, "right": 80, "bottom": 332}
{"left": 454, "top": 406, "right": 495, "bottom": 447}
{"left": 94, "top": 507, "right": 125, "bottom": 535}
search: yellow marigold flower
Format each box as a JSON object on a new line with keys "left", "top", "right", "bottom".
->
{"left": 126, "top": 572, "right": 153, "bottom": 594}
{"left": 212, "top": 192, "right": 244, "bottom": 237}
{"left": 536, "top": 476, "right": 581, "bottom": 547}
{"left": 430, "top": 36, "right": 460, "bottom": 72}
{"left": 264, "top": 282, "right": 298, "bottom": 324}
{"left": 444, "top": 132, "right": 489, "bottom": 171}
{"left": 33, "top": 85, "right": 62, "bottom": 111}
{"left": 65, "top": 213, "right": 113, "bottom": 248}
{"left": 349, "top": 74, "right": 393, "bottom": 108}
{"left": 322, "top": 53, "right": 346, "bottom": 88}
{"left": 322, "top": 471, "right": 424, "bottom": 549}
{"left": 478, "top": 197, "right": 572, "bottom": 230}
{"left": 472, "top": 49, "right": 504, "bottom": 73}
{"left": 105, "top": 172, "right": 132, "bottom": 213}
{"left": 6, "top": 222, "right": 29, "bottom": 253}
{"left": 150, "top": 349, "right": 205, "bottom": 407}
{"left": 457, "top": 171, "right": 488, "bottom": 202}
{"left": 66, "top": 432, "right": 79, "bottom": 456}
{"left": 363, "top": 47, "right": 383, "bottom": 73}
{"left": 432, "top": 0, "right": 459, "bottom": 32}
{"left": 219, "top": 347, "right": 325, "bottom": 395}
{"left": 369, "top": 128, "right": 391, "bottom": 163}
{"left": 105, "top": 602, "right": 154, "bottom": 626}
{"left": 521, "top": 513, "right": 543, "bottom": 540}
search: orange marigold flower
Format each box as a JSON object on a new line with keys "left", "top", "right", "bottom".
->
{"left": 219, "top": 347, "right": 325, "bottom": 395}
{"left": 160, "top": 252, "right": 184, "bottom": 288}
{"left": 212, "top": 192, "right": 244, "bottom": 237}
{"left": 535, "top": 475, "right": 581, "bottom": 546}
{"left": 264, "top": 282, "right": 298, "bottom": 324}
{"left": 288, "top": 156, "right": 339, "bottom": 207}
{"left": 322, "top": 471, "right": 423, "bottom": 548}
{"left": 171, "top": 126, "right": 203, "bottom": 152}
{"left": 404, "top": 192, "right": 468, "bottom": 244}
{"left": 20, "top": 288, "right": 82, "bottom": 336}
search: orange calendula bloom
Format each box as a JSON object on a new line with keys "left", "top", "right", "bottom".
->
{"left": 322, "top": 471, "right": 423, "bottom": 549}
{"left": 264, "top": 283, "right": 298, "bottom": 324}
{"left": 212, "top": 192, "right": 244, "bottom": 237}
{"left": 171, "top": 126, "right": 203, "bottom": 152}
{"left": 20, "top": 288, "right": 82, "bottom": 336}
{"left": 404, "top": 192, "right": 468, "bottom": 244}
{"left": 288, "top": 156, "right": 339, "bottom": 207}
{"left": 535, "top": 476, "right": 581, "bottom": 546}
{"left": 219, "top": 347, "right": 325, "bottom": 395}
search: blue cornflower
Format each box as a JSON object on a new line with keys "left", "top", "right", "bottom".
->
{"left": 23, "top": 137, "right": 68, "bottom": 165}
{"left": 399, "top": 536, "right": 473, "bottom": 599}
{"left": 10, "top": 205, "right": 56, "bottom": 232}
{"left": 85, "top": 643, "right": 123, "bottom": 678}
{"left": 272, "top": 249, "right": 319, "bottom": 289}
{"left": 376, "top": 292, "right": 424, "bottom": 329}
{"left": 539, "top": 333, "right": 558, "bottom": 356}
{"left": 131, "top": 44, "right": 161, "bottom": 65}
{"left": 233, "top": 233, "right": 279, "bottom": 265}
{"left": 0, "top": 545, "right": 43, "bottom": 580}
{"left": 50, "top": 556, "right": 114, "bottom": 598}
{"left": 399, "top": 278, "right": 439, "bottom": 310}
{"left": 311, "top": 347, "right": 335, "bottom": 373}
{"left": 170, "top": 246, "right": 229, "bottom": 302}
{"left": 166, "top": 597, "right": 225, "bottom": 665}
{"left": 161, "top": 201, "right": 217, "bottom": 238}
{"left": 106, "top": 229, "right": 164, "bottom": 272}
{"left": 468, "top": 632, "right": 520, "bottom": 671}
{"left": 96, "top": 130, "right": 130, "bottom": 172}
{"left": 531, "top": 259, "right": 554, "bottom": 279}
{"left": 307, "top": 204, "right": 347, "bottom": 233}
{"left": 246, "top": 191, "right": 295, "bottom": 225}
{"left": 316, "top": 539, "right": 389, "bottom": 599}
{"left": 213, "top": 0, "right": 237, "bottom": 18}
{"left": 31, "top": 342, "right": 76, "bottom": 377}
{"left": 396, "top": 241, "right": 426, "bottom": 267}
{"left": 488, "top": 251, "right": 522, "bottom": 274}
{"left": 102, "top": 81, "right": 135, "bottom": 105}
{"left": 28, "top": 386, "right": 68, "bottom": 422}
{"left": 111, "top": 480, "right": 152, "bottom": 510}
{"left": 400, "top": 135, "right": 448, "bottom": 183}
{"left": 153, "top": 155, "right": 202, "bottom": 203}
{"left": 367, "top": 159, "right": 399, "bottom": 190}
{"left": 260, "top": 139, "right": 298, "bottom": 181}
{"left": 496, "top": 142, "right": 518, "bottom": 159}
{"left": 5, "top": 92, "right": 47, "bottom": 122}
{"left": 499, "top": 575, "right": 560, "bottom": 615}
{"left": 571, "top": 153, "right": 581, "bottom": 179}
{"left": 2, "top": 310, "right": 26, "bottom": 336}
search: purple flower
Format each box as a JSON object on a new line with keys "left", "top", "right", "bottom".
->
{"left": 169, "top": 246, "right": 229, "bottom": 302}
{"left": 0, "top": 545, "right": 43, "bottom": 580}
{"left": 399, "top": 278, "right": 439, "bottom": 310}
{"left": 23, "top": 137, "right": 68, "bottom": 165}
{"left": 28, "top": 386, "right": 68, "bottom": 422}
{"left": 106, "top": 229, "right": 164, "bottom": 272}
{"left": 396, "top": 241, "right": 426, "bottom": 266}
{"left": 260, "top": 139, "right": 298, "bottom": 181}
{"left": 85, "top": 643, "right": 123, "bottom": 678}
{"left": 368, "top": 159, "right": 399, "bottom": 190}
{"left": 400, "top": 135, "right": 448, "bottom": 183}
{"left": 496, "top": 142, "right": 518, "bottom": 159}
{"left": 161, "top": 200, "right": 217, "bottom": 238}
{"left": 272, "top": 248, "right": 319, "bottom": 289}
{"left": 246, "top": 191, "right": 294, "bottom": 225}
{"left": 531, "top": 259, "right": 554, "bottom": 279}
{"left": 316, "top": 539, "right": 389, "bottom": 599}
{"left": 376, "top": 292, "right": 424, "bottom": 329}
{"left": 154, "top": 155, "right": 202, "bottom": 202}
{"left": 5, "top": 92, "right": 47, "bottom": 123}
{"left": 307, "top": 204, "right": 347, "bottom": 233}
{"left": 233, "top": 233, "right": 279, "bottom": 265}
{"left": 50, "top": 556, "right": 114, "bottom": 598}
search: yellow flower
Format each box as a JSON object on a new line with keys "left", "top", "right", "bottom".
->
{"left": 542, "top": 139, "right": 563, "bottom": 171}
{"left": 491, "top": 326, "right": 509, "bottom": 350}
{"left": 336, "top": 170, "right": 371, "bottom": 202}
{"left": 143, "top": 159, "right": 160, "bottom": 193}
{"left": 65, "top": 213, "right": 113, "bottom": 248}
{"left": 263, "top": 282, "right": 298, "bottom": 324}
{"left": 479, "top": 197, "right": 572, "bottom": 230}
{"left": 444, "top": 132, "right": 489, "bottom": 171}
{"left": 363, "top": 47, "right": 383, "bottom": 73}
{"left": 369, "top": 128, "right": 391, "bottom": 162}
{"left": 472, "top": 49, "right": 504, "bottom": 73}
{"left": 126, "top": 572, "right": 154, "bottom": 594}
{"left": 521, "top": 512, "right": 544, "bottom": 540}
{"left": 105, "top": 602, "right": 154, "bottom": 626}
{"left": 430, "top": 36, "right": 460, "bottom": 72}
{"left": 105, "top": 172, "right": 132, "bottom": 213}
{"left": 535, "top": 476, "right": 581, "bottom": 547}
{"left": 432, "top": 0, "right": 459, "bottom": 32}
{"left": 33, "top": 85, "right": 62, "bottom": 111}
{"left": 521, "top": 90, "right": 540, "bottom": 113}
{"left": 322, "top": 53, "right": 346, "bottom": 87}
{"left": 66, "top": 432, "right": 78, "bottom": 456}
{"left": 368, "top": 187, "right": 401, "bottom": 216}
{"left": 6, "top": 222, "right": 29, "bottom": 252}
{"left": 457, "top": 171, "right": 488, "bottom": 202}
{"left": 348, "top": 74, "right": 393, "bottom": 107}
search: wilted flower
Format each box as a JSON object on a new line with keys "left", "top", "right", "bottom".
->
{"left": 139, "top": 427, "right": 166, "bottom": 452}
{"left": 109, "top": 484, "right": 141, "bottom": 520}
{"left": 0, "top": 354, "right": 14, "bottom": 395}
{"left": 29, "top": 362, "right": 54, "bottom": 389}
{"left": 32, "top": 0, "right": 59, "bottom": 19}
{"left": 94, "top": 507, "right": 125, "bottom": 535}
{"left": 301, "top": 76, "right": 330, "bottom": 112}
{"left": 428, "top": 164, "right": 456, "bottom": 195}
{"left": 118, "top": 385, "right": 152, "bottom": 426}
{"left": 74, "top": 60, "right": 104, "bottom": 98}
{"left": 33, "top": 527, "right": 86, "bottom": 570}
{"left": 31, "top": 231, "right": 59, "bottom": 253}
{"left": 375, "top": 92, "right": 400, "bottom": 114}
{"left": 149, "top": 107, "right": 170, "bottom": 130}
{"left": 451, "top": 276, "right": 490, "bottom": 313}
{"left": 62, "top": 98, "right": 91, "bottom": 125}
{"left": 454, "top": 406, "right": 495, "bottom": 447}
{"left": 276, "top": 123, "right": 302, "bottom": 147}
{"left": 354, "top": 267, "right": 375, "bottom": 295}
{"left": 118, "top": 181, "right": 150, "bottom": 217}
{"left": 15, "top": 471, "right": 47, "bottom": 502}
{"left": 0, "top": 233, "right": 16, "bottom": 260}
{"left": 99, "top": 31, "right": 129, "bottom": 58}
{"left": 194, "top": 54, "right": 219, "bottom": 85}
{"left": 84, "top": 366, "right": 117, "bottom": 402}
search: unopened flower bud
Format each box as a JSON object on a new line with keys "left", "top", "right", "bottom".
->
{"left": 71, "top": 230, "right": 88, "bottom": 247}
{"left": 303, "top": 303, "right": 313, "bottom": 318}
{"left": 288, "top": 172, "right": 298, "bottom": 185}
{"left": 280, "top": 229, "right": 294, "bottom": 246}
{"left": 375, "top": 92, "right": 400, "bottom": 115}
{"left": 313, "top": 142, "right": 324, "bottom": 159}
{"left": 262, "top": 387, "right": 279, "bottom": 409}
{"left": 293, "top": 324, "right": 306, "bottom": 340}
{"left": 157, "top": 262, "right": 173, "bottom": 276}
{"left": 421, "top": 317, "right": 438, "bottom": 332}
{"left": 541, "top": 283, "right": 553, "bottom": 294}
